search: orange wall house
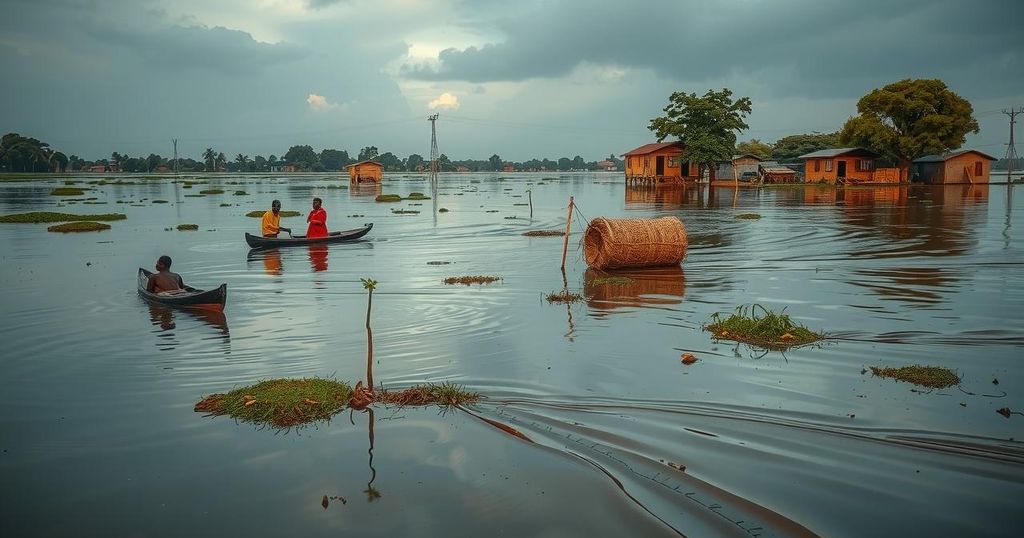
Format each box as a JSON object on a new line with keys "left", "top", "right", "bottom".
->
{"left": 347, "top": 160, "right": 384, "bottom": 183}
{"left": 912, "top": 150, "right": 996, "bottom": 184}
{"left": 800, "top": 148, "right": 882, "bottom": 183}
{"left": 623, "top": 142, "right": 700, "bottom": 184}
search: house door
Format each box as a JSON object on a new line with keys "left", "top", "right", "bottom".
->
{"left": 656, "top": 156, "right": 665, "bottom": 176}
{"left": 837, "top": 160, "right": 847, "bottom": 178}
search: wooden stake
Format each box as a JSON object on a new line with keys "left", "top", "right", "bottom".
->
{"left": 560, "top": 196, "right": 574, "bottom": 270}
{"left": 527, "top": 189, "right": 533, "bottom": 218}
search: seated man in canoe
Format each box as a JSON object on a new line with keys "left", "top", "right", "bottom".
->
{"left": 146, "top": 255, "right": 185, "bottom": 294}
{"left": 261, "top": 200, "right": 292, "bottom": 238}
{"left": 306, "top": 197, "right": 328, "bottom": 239}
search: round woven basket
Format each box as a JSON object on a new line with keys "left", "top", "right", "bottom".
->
{"left": 583, "top": 217, "right": 687, "bottom": 269}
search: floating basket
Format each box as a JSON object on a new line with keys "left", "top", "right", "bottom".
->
{"left": 583, "top": 217, "right": 687, "bottom": 269}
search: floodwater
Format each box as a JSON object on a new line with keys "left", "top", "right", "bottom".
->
{"left": 1, "top": 173, "right": 1022, "bottom": 537}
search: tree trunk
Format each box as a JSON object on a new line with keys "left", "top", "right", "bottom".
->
{"left": 365, "top": 289, "right": 374, "bottom": 389}
{"left": 899, "top": 159, "right": 911, "bottom": 183}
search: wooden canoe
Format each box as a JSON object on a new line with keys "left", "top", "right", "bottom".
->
{"left": 245, "top": 223, "right": 372, "bottom": 248}
{"left": 137, "top": 268, "right": 227, "bottom": 312}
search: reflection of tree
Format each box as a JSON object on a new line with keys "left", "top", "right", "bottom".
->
{"left": 363, "top": 408, "right": 381, "bottom": 502}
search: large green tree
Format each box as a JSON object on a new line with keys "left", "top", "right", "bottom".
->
{"left": 649, "top": 88, "right": 752, "bottom": 179}
{"left": 771, "top": 132, "right": 840, "bottom": 161}
{"left": 358, "top": 146, "right": 379, "bottom": 161}
{"left": 840, "top": 79, "right": 978, "bottom": 179}
{"left": 203, "top": 148, "right": 216, "bottom": 171}
{"left": 736, "top": 139, "right": 772, "bottom": 159}
{"left": 488, "top": 154, "right": 502, "bottom": 171}
{"left": 320, "top": 149, "right": 351, "bottom": 170}
{"left": 405, "top": 153, "right": 425, "bottom": 171}
{"left": 284, "top": 145, "right": 318, "bottom": 169}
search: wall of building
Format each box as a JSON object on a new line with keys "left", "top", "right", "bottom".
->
{"left": 943, "top": 154, "right": 991, "bottom": 183}
{"left": 803, "top": 157, "right": 876, "bottom": 183}
{"left": 626, "top": 151, "right": 690, "bottom": 180}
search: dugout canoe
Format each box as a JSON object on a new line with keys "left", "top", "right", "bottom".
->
{"left": 137, "top": 268, "right": 227, "bottom": 312}
{"left": 244, "top": 223, "right": 373, "bottom": 248}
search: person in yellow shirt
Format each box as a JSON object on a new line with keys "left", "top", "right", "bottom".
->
{"left": 261, "top": 200, "right": 292, "bottom": 237}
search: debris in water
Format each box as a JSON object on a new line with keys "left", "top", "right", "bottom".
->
{"left": 705, "top": 305, "right": 824, "bottom": 350}
{"left": 680, "top": 353, "right": 698, "bottom": 365}
{"left": 443, "top": 275, "right": 501, "bottom": 285}
{"left": 869, "top": 365, "right": 960, "bottom": 389}
{"left": 545, "top": 291, "right": 583, "bottom": 304}
{"left": 997, "top": 407, "right": 1012, "bottom": 419}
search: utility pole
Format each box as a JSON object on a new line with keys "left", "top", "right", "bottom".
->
{"left": 427, "top": 114, "right": 439, "bottom": 186}
{"left": 1003, "top": 107, "right": 1022, "bottom": 184}
{"left": 172, "top": 138, "right": 179, "bottom": 176}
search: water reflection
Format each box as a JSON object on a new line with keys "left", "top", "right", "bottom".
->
{"left": 247, "top": 248, "right": 284, "bottom": 276}
{"left": 584, "top": 266, "right": 686, "bottom": 313}
{"left": 308, "top": 244, "right": 328, "bottom": 272}
{"left": 350, "top": 183, "right": 382, "bottom": 198}
{"left": 146, "top": 304, "right": 230, "bottom": 350}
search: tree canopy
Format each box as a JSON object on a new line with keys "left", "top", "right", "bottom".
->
{"left": 770, "top": 132, "right": 840, "bottom": 161}
{"left": 736, "top": 139, "right": 772, "bottom": 159}
{"left": 840, "top": 79, "right": 978, "bottom": 174}
{"left": 649, "top": 88, "right": 752, "bottom": 177}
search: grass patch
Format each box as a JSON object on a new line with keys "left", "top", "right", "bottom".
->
{"left": 443, "top": 275, "right": 501, "bottom": 285}
{"left": 50, "top": 188, "right": 85, "bottom": 196}
{"left": 246, "top": 210, "right": 301, "bottom": 217}
{"left": 375, "top": 194, "right": 402, "bottom": 202}
{"left": 391, "top": 209, "right": 420, "bottom": 214}
{"left": 194, "top": 377, "right": 353, "bottom": 429}
{"left": 587, "top": 276, "right": 635, "bottom": 286}
{"left": 376, "top": 382, "right": 481, "bottom": 408}
{"left": 199, "top": 189, "right": 224, "bottom": 195}
{"left": 405, "top": 192, "right": 430, "bottom": 200}
{"left": 705, "top": 304, "right": 824, "bottom": 349}
{"left": 219, "top": 203, "right": 232, "bottom": 207}
{"left": 233, "top": 190, "right": 248, "bottom": 195}
{"left": 152, "top": 199, "right": 169, "bottom": 204}
{"left": 735, "top": 213, "right": 762, "bottom": 220}
{"left": 439, "top": 208, "right": 449, "bottom": 213}
{"left": 0, "top": 212, "right": 126, "bottom": 223}
{"left": 177, "top": 223, "right": 199, "bottom": 231}
{"left": 47, "top": 221, "right": 110, "bottom": 233}
{"left": 546, "top": 290, "right": 583, "bottom": 304}
{"left": 522, "top": 230, "right": 565, "bottom": 237}
{"left": 869, "top": 365, "right": 960, "bottom": 389}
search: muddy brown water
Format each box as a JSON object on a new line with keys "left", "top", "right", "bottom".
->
{"left": 1, "top": 173, "right": 1022, "bottom": 537}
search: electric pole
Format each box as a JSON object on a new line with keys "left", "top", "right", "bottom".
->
{"left": 172, "top": 138, "right": 179, "bottom": 176}
{"left": 427, "top": 114, "right": 439, "bottom": 186}
{"left": 1004, "top": 107, "right": 1022, "bottom": 184}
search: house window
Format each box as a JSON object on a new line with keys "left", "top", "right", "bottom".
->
{"left": 668, "top": 156, "right": 679, "bottom": 167}
{"left": 975, "top": 161, "right": 983, "bottom": 176}
{"left": 825, "top": 160, "right": 833, "bottom": 172}
{"left": 858, "top": 159, "right": 873, "bottom": 171}
{"left": 814, "top": 160, "right": 821, "bottom": 172}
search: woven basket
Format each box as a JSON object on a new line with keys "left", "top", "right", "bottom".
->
{"left": 583, "top": 217, "right": 687, "bottom": 269}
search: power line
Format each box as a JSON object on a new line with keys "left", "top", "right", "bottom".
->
{"left": 1004, "top": 107, "right": 1022, "bottom": 183}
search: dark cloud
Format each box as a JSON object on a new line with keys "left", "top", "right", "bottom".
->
{"left": 402, "top": 0, "right": 1022, "bottom": 98}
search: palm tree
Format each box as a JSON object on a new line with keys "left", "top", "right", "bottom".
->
{"left": 202, "top": 148, "right": 216, "bottom": 171}
{"left": 234, "top": 154, "right": 248, "bottom": 172}
{"left": 216, "top": 152, "right": 226, "bottom": 171}
{"left": 360, "top": 278, "right": 378, "bottom": 389}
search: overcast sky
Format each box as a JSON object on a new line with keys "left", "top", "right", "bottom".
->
{"left": 1, "top": 0, "right": 1020, "bottom": 161}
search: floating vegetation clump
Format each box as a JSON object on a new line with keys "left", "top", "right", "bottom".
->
{"left": 427, "top": 261, "right": 451, "bottom": 265}
{"left": 443, "top": 275, "right": 501, "bottom": 285}
{"left": 246, "top": 210, "right": 301, "bottom": 217}
{"left": 391, "top": 209, "right": 420, "bottom": 215}
{"left": 438, "top": 208, "right": 449, "bottom": 213}
{"left": 47, "top": 221, "right": 110, "bottom": 233}
{"left": 199, "top": 189, "right": 224, "bottom": 195}
{"left": 546, "top": 291, "right": 583, "bottom": 304}
{"left": 735, "top": 213, "right": 762, "bottom": 220}
{"left": 194, "top": 377, "right": 353, "bottom": 429}
{"left": 233, "top": 190, "right": 248, "bottom": 195}
{"left": 376, "top": 382, "right": 481, "bottom": 408}
{"left": 50, "top": 188, "right": 85, "bottom": 196}
{"left": 522, "top": 230, "right": 565, "bottom": 237}
{"left": 0, "top": 212, "right": 126, "bottom": 223}
{"left": 152, "top": 200, "right": 168, "bottom": 204}
{"left": 375, "top": 194, "right": 402, "bottom": 202}
{"left": 705, "top": 304, "right": 824, "bottom": 349}
{"left": 405, "top": 192, "right": 430, "bottom": 200}
{"left": 587, "top": 276, "right": 635, "bottom": 286}
{"left": 869, "top": 365, "right": 960, "bottom": 389}
{"left": 219, "top": 203, "right": 232, "bottom": 207}
{"left": 177, "top": 223, "right": 199, "bottom": 231}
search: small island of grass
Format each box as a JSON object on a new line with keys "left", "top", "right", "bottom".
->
{"left": 375, "top": 194, "right": 402, "bottom": 202}
{"left": 0, "top": 212, "right": 127, "bottom": 223}
{"left": 199, "top": 189, "right": 225, "bottom": 195}
{"left": 869, "top": 365, "right": 960, "bottom": 389}
{"left": 47, "top": 221, "right": 110, "bottom": 233}
{"left": 406, "top": 192, "right": 430, "bottom": 200}
{"left": 443, "top": 275, "right": 501, "bottom": 285}
{"left": 177, "top": 223, "right": 199, "bottom": 231}
{"left": 705, "top": 304, "right": 824, "bottom": 349}
{"left": 545, "top": 290, "right": 583, "bottom": 304}
{"left": 233, "top": 190, "right": 248, "bottom": 195}
{"left": 50, "top": 188, "right": 86, "bottom": 196}
{"left": 735, "top": 213, "right": 762, "bottom": 220}
{"left": 523, "top": 230, "right": 565, "bottom": 237}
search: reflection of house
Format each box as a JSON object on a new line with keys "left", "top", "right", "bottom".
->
{"left": 715, "top": 154, "right": 762, "bottom": 181}
{"left": 623, "top": 141, "right": 699, "bottom": 184}
{"left": 800, "top": 148, "right": 900, "bottom": 184}
{"left": 912, "top": 150, "right": 996, "bottom": 184}
{"left": 347, "top": 160, "right": 383, "bottom": 183}
{"left": 596, "top": 159, "right": 617, "bottom": 171}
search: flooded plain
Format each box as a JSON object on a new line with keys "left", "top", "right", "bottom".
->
{"left": 1, "top": 173, "right": 1022, "bottom": 537}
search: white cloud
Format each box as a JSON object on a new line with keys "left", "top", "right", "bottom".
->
{"left": 306, "top": 92, "right": 338, "bottom": 111}
{"left": 428, "top": 92, "right": 459, "bottom": 110}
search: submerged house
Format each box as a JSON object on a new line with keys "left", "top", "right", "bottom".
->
{"left": 758, "top": 162, "right": 797, "bottom": 183}
{"left": 715, "top": 154, "right": 764, "bottom": 182}
{"left": 347, "top": 160, "right": 384, "bottom": 184}
{"left": 912, "top": 150, "right": 997, "bottom": 184}
{"left": 623, "top": 142, "right": 700, "bottom": 184}
{"left": 799, "top": 148, "right": 902, "bottom": 184}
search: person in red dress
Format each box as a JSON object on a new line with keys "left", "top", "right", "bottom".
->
{"left": 305, "top": 197, "right": 328, "bottom": 239}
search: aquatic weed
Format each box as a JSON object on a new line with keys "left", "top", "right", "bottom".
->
{"left": 0, "top": 212, "right": 126, "bottom": 223}
{"left": 869, "top": 365, "right": 960, "bottom": 389}
{"left": 705, "top": 304, "right": 824, "bottom": 349}
{"left": 46, "top": 221, "right": 110, "bottom": 233}
{"left": 194, "top": 377, "right": 353, "bottom": 429}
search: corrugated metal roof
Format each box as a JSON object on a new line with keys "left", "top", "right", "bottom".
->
{"left": 623, "top": 141, "right": 684, "bottom": 156}
{"left": 760, "top": 166, "right": 796, "bottom": 174}
{"left": 732, "top": 153, "right": 763, "bottom": 161}
{"left": 798, "top": 147, "right": 879, "bottom": 159}
{"left": 913, "top": 149, "right": 998, "bottom": 163}
{"left": 346, "top": 160, "right": 383, "bottom": 168}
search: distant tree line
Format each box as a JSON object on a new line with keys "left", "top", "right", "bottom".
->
{"left": 0, "top": 134, "right": 627, "bottom": 173}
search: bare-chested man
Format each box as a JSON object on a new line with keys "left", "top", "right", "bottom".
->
{"left": 147, "top": 255, "right": 185, "bottom": 293}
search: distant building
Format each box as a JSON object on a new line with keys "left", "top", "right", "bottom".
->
{"left": 758, "top": 162, "right": 797, "bottom": 183}
{"left": 502, "top": 164, "right": 516, "bottom": 172}
{"left": 596, "top": 159, "right": 617, "bottom": 171}
{"left": 799, "top": 147, "right": 900, "bottom": 184}
{"left": 155, "top": 165, "right": 169, "bottom": 173}
{"left": 715, "top": 154, "right": 763, "bottom": 182}
{"left": 456, "top": 165, "right": 470, "bottom": 172}
{"left": 347, "top": 160, "right": 384, "bottom": 184}
{"left": 912, "top": 149, "right": 997, "bottom": 184}
{"left": 89, "top": 164, "right": 106, "bottom": 173}
{"left": 622, "top": 141, "right": 699, "bottom": 184}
